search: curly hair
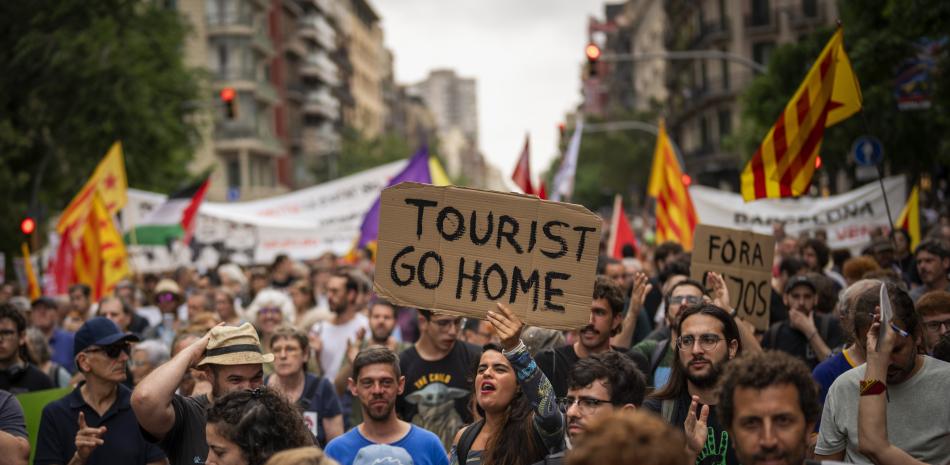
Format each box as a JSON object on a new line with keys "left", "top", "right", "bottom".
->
{"left": 717, "top": 351, "right": 820, "bottom": 429}
{"left": 206, "top": 387, "right": 314, "bottom": 465}
{"left": 592, "top": 275, "right": 625, "bottom": 315}
{"left": 568, "top": 351, "right": 646, "bottom": 407}
{"left": 567, "top": 410, "right": 689, "bottom": 465}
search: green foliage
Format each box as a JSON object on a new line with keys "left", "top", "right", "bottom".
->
{"left": 731, "top": 0, "right": 950, "bottom": 179}
{"left": 0, "top": 0, "right": 203, "bottom": 275}
{"left": 334, "top": 127, "right": 415, "bottom": 178}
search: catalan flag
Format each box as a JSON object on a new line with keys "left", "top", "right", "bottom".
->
{"left": 648, "top": 120, "right": 698, "bottom": 250}
{"left": 21, "top": 243, "right": 41, "bottom": 300}
{"left": 896, "top": 184, "right": 920, "bottom": 250}
{"left": 741, "top": 28, "right": 862, "bottom": 201}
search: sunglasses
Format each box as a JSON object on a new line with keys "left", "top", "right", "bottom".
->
{"left": 259, "top": 307, "right": 282, "bottom": 315}
{"left": 86, "top": 342, "right": 131, "bottom": 359}
{"left": 157, "top": 292, "right": 177, "bottom": 303}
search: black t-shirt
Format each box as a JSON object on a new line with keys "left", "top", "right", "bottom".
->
{"left": 769, "top": 288, "right": 789, "bottom": 325}
{"left": 397, "top": 341, "right": 481, "bottom": 450}
{"left": 644, "top": 392, "right": 739, "bottom": 465}
{"left": 0, "top": 363, "right": 53, "bottom": 394}
{"left": 535, "top": 345, "right": 640, "bottom": 398}
{"left": 141, "top": 394, "right": 210, "bottom": 465}
{"left": 763, "top": 312, "right": 843, "bottom": 370}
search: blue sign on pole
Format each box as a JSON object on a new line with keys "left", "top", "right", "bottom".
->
{"left": 227, "top": 187, "right": 240, "bottom": 202}
{"left": 851, "top": 136, "right": 884, "bottom": 166}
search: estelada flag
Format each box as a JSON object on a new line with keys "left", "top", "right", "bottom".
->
{"left": 648, "top": 120, "right": 698, "bottom": 250}
{"left": 74, "top": 192, "right": 130, "bottom": 300}
{"left": 511, "top": 135, "right": 535, "bottom": 195}
{"left": 897, "top": 184, "right": 920, "bottom": 250}
{"left": 56, "top": 142, "right": 128, "bottom": 238}
{"left": 740, "top": 28, "right": 862, "bottom": 201}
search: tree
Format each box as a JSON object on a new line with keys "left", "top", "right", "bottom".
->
{"left": 729, "top": 0, "right": 950, "bottom": 186}
{"left": 0, "top": 0, "right": 203, "bottom": 279}
{"left": 333, "top": 127, "right": 415, "bottom": 179}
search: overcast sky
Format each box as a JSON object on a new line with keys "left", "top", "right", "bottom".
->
{"left": 374, "top": 0, "right": 605, "bottom": 181}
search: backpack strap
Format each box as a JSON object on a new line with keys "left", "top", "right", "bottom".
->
{"left": 456, "top": 419, "right": 484, "bottom": 465}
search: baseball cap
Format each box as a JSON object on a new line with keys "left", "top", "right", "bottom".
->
{"left": 353, "top": 445, "right": 414, "bottom": 465}
{"left": 784, "top": 275, "right": 816, "bottom": 294}
{"left": 74, "top": 317, "right": 141, "bottom": 355}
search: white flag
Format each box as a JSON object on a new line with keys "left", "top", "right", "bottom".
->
{"left": 550, "top": 117, "right": 584, "bottom": 202}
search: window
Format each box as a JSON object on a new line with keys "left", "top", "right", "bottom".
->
{"left": 750, "top": 0, "right": 770, "bottom": 26}
{"left": 721, "top": 57, "right": 730, "bottom": 90}
{"left": 718, "top": 0, "right": 728, "bottom": 28}
{"left": 700, "top": 60, "right": 708, "bottom": 90}
{"left": 803, "top": 0, "right": 818, "bottom": 17}
{"left": 218, "top": 44, "right": 229, "bottom": 76}
{"left": 718, "top": 110, "right": 732, "bottom": 138}
{"left": 225, "top": 155, "right": 241, "bottom": 189}
{"left": 752, "top": 41, "right": 775, "bottom": 65}
{"left": 700, "top": 116, "right": 711, "bottom": 149}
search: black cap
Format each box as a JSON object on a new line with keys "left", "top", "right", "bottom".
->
{"left": 31, "top": 297, "right": 58, "bottom": 309}
{"left": 74, "top": 317, "right": 140, "bottom": 355}
{"left": 784, "top": 275, "right": 816, "bottom": 294}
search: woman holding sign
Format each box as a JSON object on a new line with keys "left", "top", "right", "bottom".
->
{"left": 449, "top": 303, "right": 564, "bottom": 465}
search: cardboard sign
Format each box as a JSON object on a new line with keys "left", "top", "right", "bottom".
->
{"left": 374, "top": 182, "right": 601, "bottom": 330}
{"left": 691, "top": 224, "right": 776, "bottom": 331}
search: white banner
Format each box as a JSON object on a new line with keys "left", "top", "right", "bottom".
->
{"left": 690, "top": 176, "right": 906, "bottom": 253}
{"left": 122, "top": 160, "right": 407, "bottom": 272}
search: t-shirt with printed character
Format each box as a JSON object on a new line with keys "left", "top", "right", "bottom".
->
{"left": 397, "top": 341, "right": 481, "bottom": 452}
{"left": 644, "top": 392, "right": 739, "bottom": 465}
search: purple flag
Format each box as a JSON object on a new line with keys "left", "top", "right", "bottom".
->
{"left": 356, "top": 146, "right": 432, "bottom": 249}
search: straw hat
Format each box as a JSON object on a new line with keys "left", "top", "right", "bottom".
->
{"left": 197, "top": 322, "right": 275, "bottom": 366}
{"left": 155, "top": 279, "right": 182, "bottom": 296}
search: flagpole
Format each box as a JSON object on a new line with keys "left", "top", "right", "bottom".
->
{"left": 858, "top": 110, "right": 896, "bottom": 233}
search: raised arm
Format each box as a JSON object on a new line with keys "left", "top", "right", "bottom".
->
{"left": 487, "top": 304, "right": 564, "bottom": 445}
{"left": 707, "top": 272, "right": 762, "bottom": 354}
{"left": 131, "top": 331, "right": 210, "bottom": 440}
{"left": 857, "top": 315, "right": 925, "bottom": 465}
{"left": 611, "top": 272, "right": 652, "bottom": 349}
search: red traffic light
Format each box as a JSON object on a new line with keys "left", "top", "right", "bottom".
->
{"left": 220, "top": 87, "right": 236, "bottom": 102}
{"left": 585, "top": 43, "right": 601, "bottom": 62}
{"left": 681, "top": 174, "right": 692, "bottom": 187}
{"left": 20, "top": 217, "right": 36, "bottom": 235}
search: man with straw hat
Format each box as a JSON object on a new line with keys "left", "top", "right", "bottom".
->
{"left": 132, "top": 322, "right": 272, "bottom": 465}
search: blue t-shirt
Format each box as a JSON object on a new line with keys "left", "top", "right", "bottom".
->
{"left": 325, "top": 424, "right": 448, "bottom": 465}
{"left": 812, "top": 351, "right": 855, "bottom": 405}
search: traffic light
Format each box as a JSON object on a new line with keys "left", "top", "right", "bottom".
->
{"left": 220, "top": 87, "right": 238, "bottom": 120}
{"left": 585, "top": 43, "right": 601, "bottom": 77}
{"left": 20, "top": 217, "right": 36, "bottom": 236}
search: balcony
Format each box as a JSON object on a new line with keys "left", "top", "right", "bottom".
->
{"left": 252, "top": 31, "right": 274, "bottom": 55}
{"left": 255, "top": 80, "right": 279, "bottom": 103}
{"left": 299, "top": 15, "right": 336, "bottom": 50}
{"left": 207, "top": 14, "right": 254, "bottom": 37}
{"left": 214, "top": 123, "right": 284, "bottom": 156}
{"left": 301, "top": 52, "right": 340, "bottom": 86}
{"left": 303, "top": 90, "right": 339, "bottom": 120}
{"left": 671, "top": 78, "right": 738, "bottom": 123}
{"left": 790, "top": 0, "right": 828, "bottom": 30}
{"left": 690, "top": 20, "right": 731, "bottom": 48}
{"left": 744, "top": 11, "right": 778, "bottom": 37}
{"left": 302, "top": 124, "right": 341, "bottom": 155}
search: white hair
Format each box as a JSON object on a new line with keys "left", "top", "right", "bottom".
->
{"left": 246, "top": 288, "right": 296, "bottom": 324}
{"left": 132, "top": 340, "right": 171, "bottom": 366}
{"left": 217, "top": 263, "right": 247, "bottom": 287}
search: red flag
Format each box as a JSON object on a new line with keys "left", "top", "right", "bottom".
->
{"left": 511, "top": 135, "right": 535, "bottom": 195}
{"left": 538, "top": 181, "right": 547, "bottom": 200}
{"left": 608, "top": 194, "right": 638, "bottom": 258}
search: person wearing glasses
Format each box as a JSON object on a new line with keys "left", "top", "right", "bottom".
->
{"left": 628, "top": 279, "right": 705, "bottom": 389}
{"left": 397, "top": 309, "right": 481, "bottom": 452}
{"left": 246, "top": 289, "right": 296, "bottom": 356}
{"left": 450, "top": 303, "right": 563, "bottom": 465}
{"left": 35, "top": 317, "right": 165, "bottom": 465}
{"left": 914, "top": 290, "right": 950, "bottom": 355}
{"left": 1, "top": 303, "right": 53, "bottom": 394}
{"left": 815, "top": 282, "right": 950, "bottom": 463}
{"left": 645, "top": 304, "right": 744, "bottom": 465}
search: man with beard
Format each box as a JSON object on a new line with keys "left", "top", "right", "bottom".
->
{"left": 717, "top": 351, "right": 838, "bottom": 465}
{"left": 326, "top": 347, "right": 447, "bottom": 465}
{"left": 645, "top": 304, "right": 743, "bottom": 465}
{"left": 536, "top": 276, "right": 633, "bottom": 398}
{"left": 763, "top": 276, "right": 843, "bottom": 370}
{"left": 132, "top": 323, "right": 271, "bottom": 465}
{"left": 909, "top": 240, "right": 950, "bottom": 302}
{"left": 36, "top": 318, "right": 165, "bottom": 465}
{"left": 397, "top": 309, "right": 481, "bottom": 451}
{"left": 815, "top": 282, "right": 950, "bottom": 463}
{"left": 310, "top": 272, "right": 370, "bottom": 381}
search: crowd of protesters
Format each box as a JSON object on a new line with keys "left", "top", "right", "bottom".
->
{"left": 1, "top": 214, "right": 950, "bottom": 465}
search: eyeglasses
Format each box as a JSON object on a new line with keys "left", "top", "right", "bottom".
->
{"left": 157, "top": 293, "right": 177, "bottom": 303}
{"left": 676, "top": 334, "right": 724, "bottom": 351}
{"left": 557, "top": 396, "right": 612, "bottom": 414}
{"left": 0, "top": 329, "right": 18, "bottom": 341}
{"left": 431, "top": 318, "right": 463, "bottom": 330}
{"left": 923, "top": 319, "right": 950, "bottom": 333}
{"left": 670, "top": 295, "right": 703, "bottom": 306}
{"left": 86, "top": 343, "right": 131, "bottom": 359}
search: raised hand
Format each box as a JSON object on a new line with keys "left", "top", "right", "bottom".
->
{"left": 75, "top": 411, "right": 106, "bottom": 462}
{"left": 345, "top": 327, "right": 367, "bottom": 362}
{"left": 684, "top": 395, "right": 709, "bottom": 457}
{"left": 788, "top": 308, "right": 817, "bottom": 336}
{"left": 706, "top": 272, "right": 731, "bottom": 310}
{"left": 629, "top": 272, "right": 653, "bottom": 313}
{"left": 487, "top": 303, "right": 524, "bottom": 351}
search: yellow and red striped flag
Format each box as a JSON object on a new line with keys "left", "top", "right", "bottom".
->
{"left": 648, "top": 120, "right": 698, "bottom": 250}
{"left": 896, "top": 184, "right": 920, "bottom": 250}
{"left": 74, "top": 193, "right": 130, "bottom": 300}
{"left": 741, "top": 28, "right": 862, "bottom": 201}
{"left": 21, "top": 243, "right": 41, "bottom": 300}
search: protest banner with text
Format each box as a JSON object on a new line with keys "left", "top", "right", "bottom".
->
{"left": 374, "top": 182, "right": 601, "bottom": 330}
{"left": 691, "top": 224, "right": 776, "bottom": 331}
